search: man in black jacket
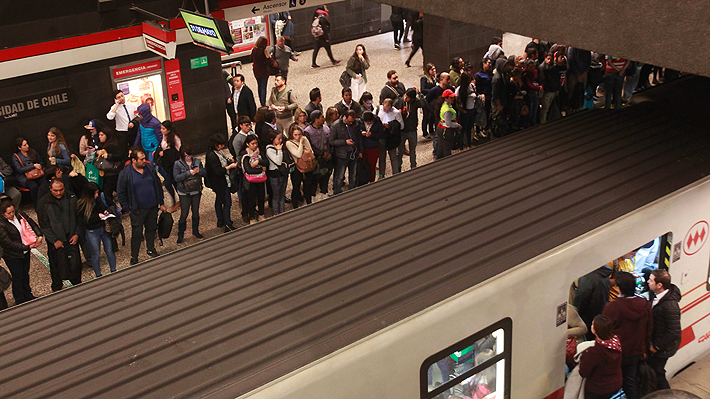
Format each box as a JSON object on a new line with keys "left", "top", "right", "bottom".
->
{"left": 329, "top": 110, "right": 363, "bottom": 195}
{"left": 117, "top": 149, "right": 167, "bottom": 265}
{"left": 37, "top": 179, "right": 82, "bottom": 291}
{"left": 647, "top": 269, "right": 682, "bottom": 390}
{"left": 394, "top": 88, "right": 425, "bottom": 169}
{"left": 232, "top": 73, "right": 257, "bottom": 125}
{"left": 379, "top": 70, "right": 406, "bottom": 105}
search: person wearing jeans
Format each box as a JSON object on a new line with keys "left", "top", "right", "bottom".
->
{"left": 78, "top": 182, "right": 117, "bottom": 277}
{"left": 117, "top": 148, "right": 167, "bottom": 265}
{"left": 329, "top": 110, "right": 363, "bottom": 194}
{"left": 173, "top": 146, "right": 206, "bottom": 243}
{"left": 604, "top": 56, "right": 629, "bottom": 110}
{"left": 251, "top": 36, "right": 271, "bottom": 106}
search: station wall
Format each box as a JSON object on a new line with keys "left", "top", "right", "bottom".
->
{"left": 0, "top": 44, "right": 226, "bottom": 160}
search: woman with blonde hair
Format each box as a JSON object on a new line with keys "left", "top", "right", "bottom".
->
{"left": 285, "top": 124, "right": 315, "bottom": 209}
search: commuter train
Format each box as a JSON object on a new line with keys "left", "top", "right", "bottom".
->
{"left": 1, "top": 77, "right": 710, "bottom": 399}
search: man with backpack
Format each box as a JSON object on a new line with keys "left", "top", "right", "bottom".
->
{"left": 379, "top": 70, "right": 406, "bottom": 105}
{"left": 117, "top": 148, "right": 167, "bottom": 265}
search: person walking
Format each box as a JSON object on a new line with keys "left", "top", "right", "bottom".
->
{"left": 251, "top": 36, "right": 271, "bottom": 106}
{"left": 173, "top": 146, "right": 206, "bottom": 243}
{"left": 37, "top": 178, "right": 82, "bottom": 291}
{"left": 405, "top": 12, "right": 423, "bottom": 68}
{"left": 346, "top": 44, "right": 370, "bottom": 102}
{"left": 205, "top": 134, "right": 238, "bottom": 232}
{"left": 117, "top": 148, "right": 167, "bottom": 265}
{"left": 285, "top": 124, "right": 315, "bottom": 209}
{"left": 77, "top": 182, "right": 117, "bottom": 277}
{"left": 0, "top": 200, "right": 42, "bottom": 304}
{"left": 11, "top": 138, "right": 45, "bottom": 207}
{"left": 390, "top": 6, "right": 404, "bottom": 49}
{"left": 647, "top": 269, "right": 682, "bottom": 391}
{"left": 268, "top": 74, "right": 300, "bottom": 135}
{"left": 311, "top": 6, "right": 340, "bottom": 68}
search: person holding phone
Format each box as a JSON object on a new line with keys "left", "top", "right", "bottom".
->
{"left": 173, "top": 146, "right": 206, "bottom": 243}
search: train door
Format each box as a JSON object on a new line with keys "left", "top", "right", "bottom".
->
{"left": 419, "top": 318, "right": 512, "bottom": 399}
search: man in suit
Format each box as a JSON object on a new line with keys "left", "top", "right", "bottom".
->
{"left": 232, "top": 73, "right": 257, "bottom": 127}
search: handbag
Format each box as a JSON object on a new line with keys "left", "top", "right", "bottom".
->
{"left": 474, "top": 107, "right": 488, "bottom": 128}
{"left": 94, "top": 156, "right": 120, "bottom": 172}
{"left": 339, "top": 70, "right": 352, "bottom": 88}
{"left": 269, "top": 48, "right": 280, "bottom": 76}
{"left": 56, "top": 245, "right": 81, "bottom": 281}
{"left": 179, "top": 161, "right": 202, "bottom": 192}
{"left": 19, "top": 216, "right": 37, "bottom": 246}
{"left": 0, "top": 266, "right": 11, "bottom": 292}
{"left": 242, "top": 154, "right": 267, "bottom": 183}
{"left": 15, "top": 153, "right": 44, "bottom": 180}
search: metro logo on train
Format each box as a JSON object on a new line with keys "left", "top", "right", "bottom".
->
{"left": 684, "top": 220, "right": 708, "bottom": 255}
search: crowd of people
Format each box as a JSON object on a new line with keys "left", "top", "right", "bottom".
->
{"left": 566, "top": 245, "right": 682, "bottom": 399}
{"left": 0, "top": 9, "right": 679, "bottom": 316}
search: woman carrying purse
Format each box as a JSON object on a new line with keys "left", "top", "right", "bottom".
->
{"left": 11, "top": 138, "right": 44, "bottom": 207}
{"left": 173, "top": 146, "right": 206, "bottom": 243}
{"left": 240, "top": 135, "right": 268, "bottom": 224}
{"left": 0, "top": 200, "right": 43, "bottom": 305}
{"left": 285, "top": 124, "right": 315, "bottom": 209}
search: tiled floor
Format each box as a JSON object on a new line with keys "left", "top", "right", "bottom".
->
{"left": 2, "top": 33, "right": 447, "bottom": 306}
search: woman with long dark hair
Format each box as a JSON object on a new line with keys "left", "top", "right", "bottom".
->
{"left": 240, "top": 134, "right": 268, "bottom": 224}
{"left": 346, "top": 44, "right": 370, "bottom": 102}
{"left": 455, "top": 72, "right": 482, "bottom": 149}
{"left": 157, "top": 120, "right": 181, "bottom": 211}
{"left": 251, "top": 36, "right": 271, "bottom": 106}
{"left": 173, "top": 145, "right": 206, "bottom": 243}
{"left": 205, "top": 134, "right": 238, "bottom": 232}
{"left": 77, "top": 182, "right": 116, "bottom": 277}
{"left": 47, "top": 127, "right": 71, "bottom": 166}
{"left": 0, "top": 200, "right": 42, "bottom": 306}
{"left": 11, "top": 138, "right": 44, "bottom": 206}
{"left": 96, "top": 128, "right": 125, "bottom": 203}
{"left": 420, "top": 63, "right": 437, "bottom": 139}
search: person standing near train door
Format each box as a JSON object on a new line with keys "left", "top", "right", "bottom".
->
{"left": 602, "top": 271, "right": 653, "bottom": 399}
{"left": 646, "top": 269, "right": 681, "bottom": 391}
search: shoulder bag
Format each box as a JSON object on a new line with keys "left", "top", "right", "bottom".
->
{"left": 180, "top": 161, "right": 202, "bottom": 192}
{"left": 293, "top": 144, "right": 316, "bottom": 173}
{"left": 15, "top": 153, "right": 44, "bottom": 180}
{"left": 94, "top": 156, "right": 120, "bottom": 172}
{"left": 242, "top": 154, "right": 267, "bottom": 183}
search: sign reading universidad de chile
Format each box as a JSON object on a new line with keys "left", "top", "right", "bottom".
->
{"left": 0, "top": 88, "right": 74, "bottom": 123}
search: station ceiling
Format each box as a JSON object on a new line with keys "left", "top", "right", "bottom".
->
{"left": 382, "top": 0, "right": 710, "bottom": 77}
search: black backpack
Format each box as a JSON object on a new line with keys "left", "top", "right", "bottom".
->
{"left": 637, "top": 358, "right": 657, "bottom": 397}
{"left": 157, "top": 211, "right": 173, "bottom": 246}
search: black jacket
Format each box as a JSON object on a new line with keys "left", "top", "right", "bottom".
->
{"left": 37, "top": 191, "right": 78, "bottom": 244}
{"left": 394, "top": 94, "right": 426, "bottom": 132}
{"left": 205, "top": 150, "right": 232, "bottom": 194}
{"left": 0, "top": 212, "right": 42, "bottom": 259}
{"left": 650, "top": 284, "right": 682, "bottom": 358}
{"left": 233, "top": 84, "right": 257, "bottom": 121}
{"left": 116, "top": 162, "right": 164, "bottom": 214}
{"left": 573, "top": 265, "right": 613, "bottom": 338}
{"left": 329, "top": 117, "right": 364, "bottom": 159}
{"left": 379, "top": 82, "right": 406, "bottom": 105}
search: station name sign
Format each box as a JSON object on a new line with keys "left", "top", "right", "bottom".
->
{"left": 0, "top": 88, "right": 74, "bottom": 123}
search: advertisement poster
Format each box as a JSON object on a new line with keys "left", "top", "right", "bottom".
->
{"left": 164, "top": 59, "right": 186, "bottom": 121}
{"left": 229, "top": 16, "right": 267, "bottom": 51}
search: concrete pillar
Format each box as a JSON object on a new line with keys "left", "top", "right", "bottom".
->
{"left": 423, "top": 14, "right": 502, "bottom": 74}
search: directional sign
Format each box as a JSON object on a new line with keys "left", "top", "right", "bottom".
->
{"left": 223, "top": 0, "right": 338, "bottom": 22}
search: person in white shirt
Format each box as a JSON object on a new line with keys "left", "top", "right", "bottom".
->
{"left": 107, "top": 89, "right": 138, "bottom": 151}
{"left": 376, "top": 98, "right": 404, "bottom": 177}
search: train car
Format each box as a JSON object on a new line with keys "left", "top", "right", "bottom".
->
{"left": 0, "top": 77, "right": 709, "bottom": 399}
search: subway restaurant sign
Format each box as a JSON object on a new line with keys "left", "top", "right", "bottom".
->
{"left": 0, "top": 88, "right": 75, "bottom": 122}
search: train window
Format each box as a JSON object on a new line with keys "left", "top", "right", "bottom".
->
{"left": 420, "top": 318, "right": 512, "bottom": 399}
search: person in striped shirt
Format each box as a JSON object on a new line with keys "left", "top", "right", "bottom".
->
{"left": 604, "top": 55, "right": 630, "bottom": 109}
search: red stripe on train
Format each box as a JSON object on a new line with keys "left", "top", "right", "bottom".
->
{"left": 679, "top": 326, "right": 696, "bottom": 349}
{"left": 543, "top": 386, "right": 564, "bottom": 399}
{"left": 681, "top": 292, "right": 710, "bottom": 314}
